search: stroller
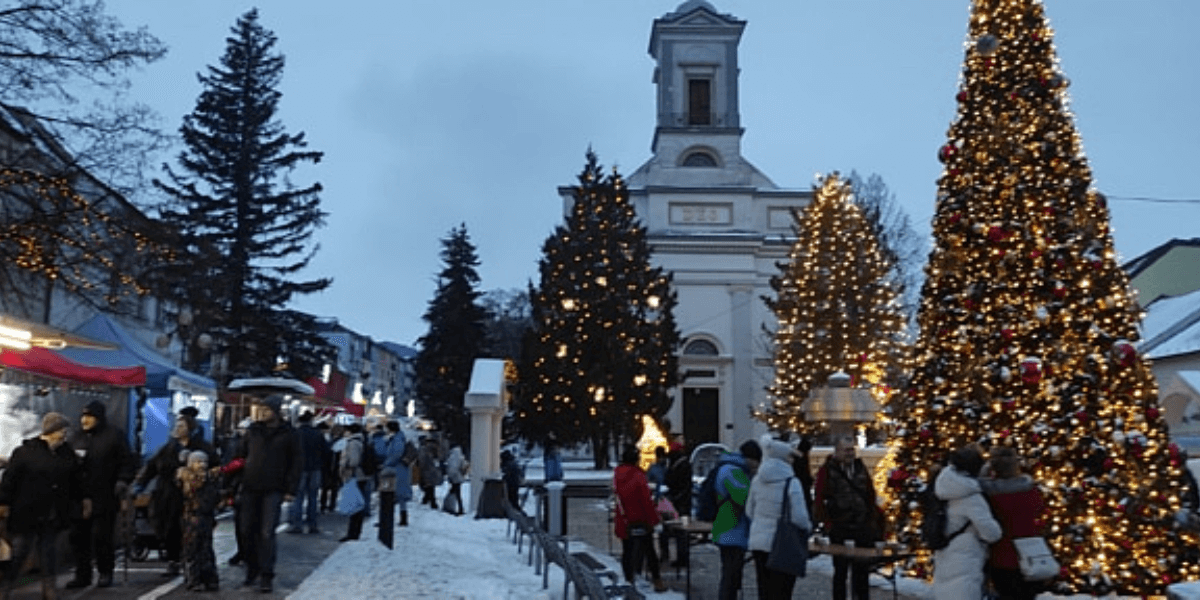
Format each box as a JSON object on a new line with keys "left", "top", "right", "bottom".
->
{"left": 124, "top": 489, "right": 165, "bottom": 563}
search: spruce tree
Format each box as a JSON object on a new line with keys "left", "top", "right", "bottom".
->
{"left": 755, "top": 173, "right": 907, "bottom": 438}
{"left": 516, "top": 151, "right": 679, "bottom": 468}
{"left": 414, "top": 224, "right": 490, "bottom": 451}
{"left": 154, "top": 9, "right": 331, "bottom": 382}
{"left": 885, "top": 0, "right": 1197, "bottom": 594}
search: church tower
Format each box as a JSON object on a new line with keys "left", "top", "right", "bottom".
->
{"left": 626, "top": 1, "right": 810, "bottom": 449}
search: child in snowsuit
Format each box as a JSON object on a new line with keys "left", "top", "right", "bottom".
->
{"left": 177, "top": 450, "right": 222, "bottom": 591}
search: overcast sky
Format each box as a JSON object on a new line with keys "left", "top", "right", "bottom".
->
{"left": 104, "top": 0, "right": 1200, "bottom": 347}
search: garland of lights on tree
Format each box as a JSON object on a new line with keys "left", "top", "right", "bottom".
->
{"left": 1, "top": 168, "right": 169, "bottom": 303}
{"left": 884, "top": 0, "right": 1198, "bottom": 594}
{"left": 755, "top": 173, "right": 906, "bottom": 438}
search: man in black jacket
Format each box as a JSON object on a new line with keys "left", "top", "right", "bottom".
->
{"left": 65, "top": 401, "right": 135, "bottom": 590}
{"left": 0, "top": 412, "right": 88, "bottom": 600}
{"left": 236, "top": 394, "right": 301, "bottom": 593}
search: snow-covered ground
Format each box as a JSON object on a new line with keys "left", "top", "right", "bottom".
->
{"left": 285, "top": 457, "right": 1194, "bottom": 600}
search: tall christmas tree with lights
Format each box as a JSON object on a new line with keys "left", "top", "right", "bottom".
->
{"left": 515, "top": 151, "right": 678, "bottom": 468}
{"left": 755, "top": 173, "right": 907, "bottom": 438}
{"left": 885, "top": 0, "right": 1197, "bottom": 594}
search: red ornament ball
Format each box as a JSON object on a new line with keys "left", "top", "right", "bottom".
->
{"left": 1020, "top": 357, "right": 1043, "bottom": 384}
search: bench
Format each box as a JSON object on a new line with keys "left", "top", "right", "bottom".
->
{"left": 532, "top": 529, "right": 643, "bottom": 599}
{"left": 505, "top": 505, "right": 538, "bottom": 566}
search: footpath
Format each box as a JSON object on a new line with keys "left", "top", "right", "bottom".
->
{"left": 4, "top": 508, "right": 350, "bottom": 600}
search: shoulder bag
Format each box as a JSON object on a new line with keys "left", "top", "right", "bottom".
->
{"left": 1012, "top": 536, "right": 1059, "bottom": 581}
{"left": 766, "top": 477, "right": 810, "bottom": 577}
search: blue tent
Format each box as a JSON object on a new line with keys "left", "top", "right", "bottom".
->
{"left": 59, "top": 314, "right": 216, "bottom": 397}
{"left": 59, "top": 314, "right": 217, "bottom": 454}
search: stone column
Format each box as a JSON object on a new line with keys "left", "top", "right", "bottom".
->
{"left": 464, "top": 358, "right": 508, "bottom": 513}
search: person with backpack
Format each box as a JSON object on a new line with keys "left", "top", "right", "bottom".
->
{"left": 814, "top": 436, "right": 883, "bottom": 600}
{"left": 707, "top": 440, "right": 761, "bottom": 600}
{"left": 980, "top": 445, "right": 1047, "bottom": 600}
{"left": 932, "top": 444, "right": 1002, "bottom": 600}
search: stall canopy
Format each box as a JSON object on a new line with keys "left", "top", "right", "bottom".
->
{"left": 0, "top": 346, "right": 145, "bottom": 386}
{"left": 58, "top": 314, "right": 216, "bottom": 397}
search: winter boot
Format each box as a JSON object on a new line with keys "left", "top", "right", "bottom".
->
{"left": 399, "top": 510, "right": 408, "bottom": 526}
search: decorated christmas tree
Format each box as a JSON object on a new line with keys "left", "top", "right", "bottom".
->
{"left": 515, "top": 151, "right": 679, "bottom": 468}
{"left": 755, "top": 173, "right": 907, "bottom": 438}
{"left": 885, "top": 0, "right": 1198, "bottom": 594}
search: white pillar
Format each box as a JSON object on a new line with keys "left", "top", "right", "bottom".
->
{"left": 464, "top": 359, "right": 509, "bottom": 513}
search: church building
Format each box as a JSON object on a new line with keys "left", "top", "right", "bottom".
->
{"left": 561, "top": 1, "right": 810, "bottom": 449}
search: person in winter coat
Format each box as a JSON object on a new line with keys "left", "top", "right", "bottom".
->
{"left": 814, "top": 436, "right": 882, "bottom": 600}
{"left": 380, "top": 421, "right": 413, "bottom": 525}
{"left": 223, "top": 418, "right": 251, "bottom": 567}
{"left": 65, "top": 400, "right": 134, "bottom": 590}
{"left": 322, "top": 423, "right": 345, "bottom": 513}
{"left": 234, "top": 394, "right": 301, "bottom": 593}
{"left": 286, "top": 411, "right": 330, "bottom": 534}
{"left": 981, "top": 446, "right": 1047, "bottom": 600}
{"left": 613, "top": 444, "right": 667, "bottom": 592}
{"left": 746, "top": 440, "right": 812, "bottom": 600}
{"left": 443, "top": 446, "right": 468, "bottom": 516}
{"left": 500, "top": 449, "right": 524, "bottom": 512}
{"left": 338, "top": 423, "right": 371, "bottom": 541}
{"left": 134, "top": 414, "right": 216, "bottom": 578}
{"left": 0, "top": 412, "right": 87, "bottom": 600}
{"left": 932, "top": 444, "right": 1003, "bottom": 600}
{"left": 543, "top": 438, "right": 564, "bottom": 482}
{"left": 177, "top": 451, "right": 222, "bottom": 592}
{"left": 417, "top": 438, "right": 443, "bottom": 509}
{"left": 711, "top": 440, "right": 761, "bottom": 600}
{"left": 661, "top": 440, "right": 692, "bottom": 565}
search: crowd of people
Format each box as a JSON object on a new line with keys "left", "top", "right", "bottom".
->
{"left": 0, "top": 395, "right": 466, "bottom": 598}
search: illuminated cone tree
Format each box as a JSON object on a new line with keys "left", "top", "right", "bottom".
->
{"left": 885, "top": 0, "right": 1197, "bottom": 594}
{"left": 515, "top": 151, "right": 679, "bottom": 468}
{"left": 755, "top": 173, "right": 907, "bottom": 438}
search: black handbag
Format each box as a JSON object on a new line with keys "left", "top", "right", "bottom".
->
{"left": 765, "top": 477, "right": 809, "bottom": 577}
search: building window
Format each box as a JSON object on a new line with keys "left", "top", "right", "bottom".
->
{"left": 682, "top": 152, "right": 718, "bottom": 167}
{"left": 688, "top": 78, "right": 711, "bottom": 125}
{"left": 683, "top": 339, "right": 719, "bottom": 356}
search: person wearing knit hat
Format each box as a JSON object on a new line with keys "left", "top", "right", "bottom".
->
{"left": 66, "top": 400, "right": 134, "bottom": 589}
{"left": 236, "top": 393, "right": 301, "bottom": 592}
{"left": 710, "top": 440, "right": 761, "bottom": 600}
{"left": 746, "top": 439, "right": 812, "bottom": 598}
{"left": 0, "top": 411, "right": 87, "bottom": 599}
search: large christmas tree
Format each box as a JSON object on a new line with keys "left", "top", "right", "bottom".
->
{"left": 755, "top": 173, "right": 907, "bottom": 438}
{"left": 886, "top": 0, "right": 1197, "bottom": 594}
{"left": 515, "top": 151, "right": 678, "bottom": 468}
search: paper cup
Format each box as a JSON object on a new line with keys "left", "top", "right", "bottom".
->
{"left": 844, "top": 540, "right": 856, "bottom": 549}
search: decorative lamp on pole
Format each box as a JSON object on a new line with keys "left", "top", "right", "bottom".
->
{"left": 801, "top": 371, "right": 880, "bottom": 445}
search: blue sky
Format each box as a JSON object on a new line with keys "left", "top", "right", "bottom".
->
{"left": 105, "top": 1, "right": 1200, "bottom": 346}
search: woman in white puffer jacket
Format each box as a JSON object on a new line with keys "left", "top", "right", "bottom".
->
{"left": 932, "top": 444, "right": 1002, "bottom": 600}
{"left": 746, "top": 440, "right": 812, "bottom": 599}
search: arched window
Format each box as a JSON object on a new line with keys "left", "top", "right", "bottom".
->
{"left": 683, "top": 339, "right": 719, "bottom": 356}
{"left": 682, "top": 151, "right": 718, "bottom": 167}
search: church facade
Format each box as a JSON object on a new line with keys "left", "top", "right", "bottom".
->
{"left": 560, "top": 1, "right": 810, "bottom": 449}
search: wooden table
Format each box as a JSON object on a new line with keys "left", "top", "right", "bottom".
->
{"left": 662, "top": 519, "right": 713, "bottom": 599}
{"left": 808, "top": 541, "right": 915, "bottom": 600}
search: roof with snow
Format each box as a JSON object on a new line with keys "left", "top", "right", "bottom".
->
{"left": 1139, "top": 287, "right": 1200, "bottom": 359}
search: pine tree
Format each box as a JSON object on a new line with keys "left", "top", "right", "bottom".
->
{"left": 414, "top": 224, "right": 490, "bottom": 451}
{"left": 885, "top": 0, "right": 1197, "bottom": 594}
{"left": 153, "top": 9, "right": 332, "bottom": 382}
{"left": 516, "top": 151, "right": 679, "bottom": 468}
{"left": 755, "top": 173, "right": 907, "bottom": 439}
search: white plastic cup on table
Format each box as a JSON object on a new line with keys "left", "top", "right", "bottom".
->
{"left": 681, "top": 515, "right": 689, "bottom": 526}
{"left": 875, "top": 541, "right": 886, "bottom": 551}
{"left": 845, "top": 540, "right": 856, "bottom": 549}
